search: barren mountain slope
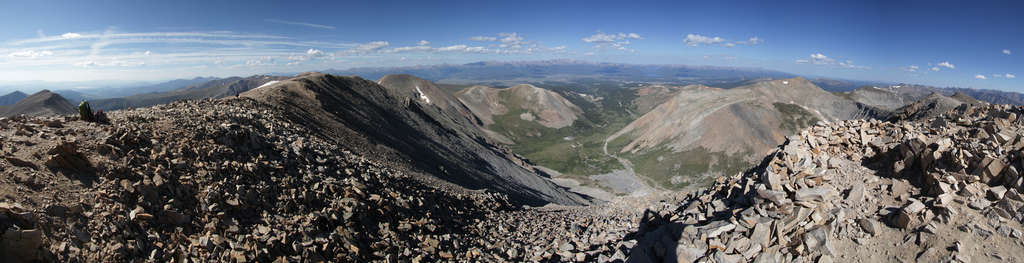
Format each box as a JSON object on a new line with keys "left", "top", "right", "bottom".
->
{"left": 838, "top": 85, "right": 934, "bottom": 111}
{"left": 0, "top": 90, "right": 76, "bottom": 117}
{"left": 455, "top": 83, "right": 583, "bottom": 129}
{"left": 627, "top": 104, "right": 1024, "bottom": 262}
{"left": 242, "top": 73, "right": 588, "bottom": 206}
{"left": 0, "top": 91, "right": 28, "bottom": 106}
{"left": 605, "top": 78, "right": 881, "bottom": 189}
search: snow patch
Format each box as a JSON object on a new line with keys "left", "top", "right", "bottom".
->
{"left": 414, "top": 85, "right": 431, "bottom": 104}
{"left": 254, "top": 81, "right": 280, "bottom": 90}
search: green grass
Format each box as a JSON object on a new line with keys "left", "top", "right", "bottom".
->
{"left": 625, "top": 146, "right": 751, "bottom": 190}
{"left": 482, "top": 82, "right": 640, "bottom": 178}
{"left": 773, "top": 102, "right": 821, "bottom": 133}
{"left": 489, "top": 108, "right": 626, "bottom": 176}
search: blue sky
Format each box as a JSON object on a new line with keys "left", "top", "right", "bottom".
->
{"left": 0, "top": 0, "right": 1021, "bottom": 90}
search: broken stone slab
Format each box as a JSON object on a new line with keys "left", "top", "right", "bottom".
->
{"left": 761, "top": 171, "right": 784, "bottom": 191}
{"left": 892, "top": 210, "right": 914, "bottom": 229}
{"left": 795, "top": 187, "right": 835, "bottom": 203}
{"left": 803, "top": 225, "right": 834, "bottom": 256}
{"left": 702, "top": 221, "right": 736, "bottom": 239}
{"left": 749, "top": 222, "right": 772, "bottom": 248}
{"left": 757, "top": 188, "right": 790, "bottom": 206}
{"left": 987, "top": 186, "right": 1008, "bottom": 201}
{"left": 714, "top": 250, "right": 743, "bottom": 263}
{"left": 903, "top": 200, "right": 927, "bottom": 214}
{"left": 858, "top": 218, "right": 880, "bottom": 236}
{"left": 675, "top": 243, "right": 707, "bottom": 263}
{"left": 968, "top": 199, "right": 991, "bottom": 210}
{"left": 1, "top": 228, "right": 43, "bottom": 262}
{"left": 1006, "top": 188, "right": 1024, "bottom": 202}
{"left": 845, "top": 182, "right": 865, "bottom": 203}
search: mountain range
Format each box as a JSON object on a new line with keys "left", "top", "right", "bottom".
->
{"left": 3, "top": 66, "right": 1024, "bottom": 261}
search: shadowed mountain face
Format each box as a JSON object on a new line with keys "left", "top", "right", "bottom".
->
{"left": 0, "top": 91, "right": 28, "bottom": 106}
{"left": 888, "top": 92, "right": 983, "bottom": 121}
{"left": 0, "top": 90, "right": 76, "bottom": 117}
{"left": 89, "top": 75, "right": 286, "bottom": 110}
{"left": 241, "top": 73, "right": 589, "bottom": 206}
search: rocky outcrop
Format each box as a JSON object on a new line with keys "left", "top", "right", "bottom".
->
{"left": 627, "top": 104, "right": 1024, "bottom": 262}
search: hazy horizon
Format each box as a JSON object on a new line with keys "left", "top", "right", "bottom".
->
{"left": 1, "top": 0, "right": 1021, "bottom": 91}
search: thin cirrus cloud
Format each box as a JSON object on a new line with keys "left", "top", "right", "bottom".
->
{"left": 683, "top": 34, "right": 763, "bottom": 47}
{"left": 264, "top": 19, "right": 336, "bottom": 30}
{"left": 987, "top": 73, "right": 1016, "bottom": 79}
{"left": 335, "top": 33, "right": 561, "bottom": 57}
{"left": 1, "top": 30, "right": 360, "bottom": 73}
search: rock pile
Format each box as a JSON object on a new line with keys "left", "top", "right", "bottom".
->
{"left": 628, "top": 104, "right": 1024, "bottom": 262}
{"left": 0, "top": 99, "right": 527, "bottom": 262}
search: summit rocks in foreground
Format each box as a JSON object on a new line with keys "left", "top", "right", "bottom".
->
{"left": 628, "top": 104, "right": 1024, "bottom": 262}
{"left": 0, "top": 88, "right": 650, "bottom": 262}
{"left": 0, "top": 99, "right": 518, "bottom": 262}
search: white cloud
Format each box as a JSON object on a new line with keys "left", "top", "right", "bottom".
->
{"left": 582, "top": 32, "right": 642, "bottom": 43}
{"left": 144, "top": 50, "right": 151, "bottom": 56}
{"left": 975, "top": 74, "right": 987, "bottom": 80}
{"left": 75, "top": 61, "right": 96, "bottom": 67}
{"left": 469, "top": 36, "right": 497, "bottom": 41}
{"left": 1004, "top": 49, "right": 1012, "bottom": 55}
{"left": 418, "top": 40, "right": 430, "bottom": 46}
{"left": 61, "top": 32, "right": 82, "bottom": 39}
{"left": 436, "top": 45, "right": 473, "bottom": 52}
{"left": 683, "top": 34, "right": 725, "bottom": 46}
{"left": 739, "top": 37, "right": 764, "bottom": 45}
{"left": 8, "top": 50, "right": 54, "bottom": 58}
{"left": 582, "top": 32, "right": 642, "bottom": 52}
{"left": 930, "top": 67, "right": 940, "bottom": 72}
{"left": 1007, "top": 73, "right": 1016, "bottom": 79}
{"left": 499, "top": 32, "right": 524, "bottom": 45}
{"left": 306, "top": 48, "right": 326, "bottom": 57}
{"left": 838, "top": 60, "right": 870, "bottom": 69}
{"left": 796, "top": 53, "right": 868, "bottom": 69}
{"left": 937, "top": 61, "right": 955, "bottom": 69}
{"left": 245, "top": 56, "right": 275, "bottom": 66}
{"left": 264, "top": 19, "right": 335, "bottom": 30}
{"left": 903, "top": 65, "right": 919, "bottom": 72}
{"left": 797, "top": 53, "right": 834, "bottom": 64}
{"left": 723, "top": 43, "right": 736, "bottom": 47}
{"left": 389, "top": 46, "right": 434, "bottom": 53}
{"left": 288, "top": 48, "right": 332, "bottom": 61}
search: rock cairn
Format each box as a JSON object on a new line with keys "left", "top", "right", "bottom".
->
{"left": 628, "top": 104, "right": 1024, "bottom": 262}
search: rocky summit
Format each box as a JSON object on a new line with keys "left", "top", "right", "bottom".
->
{"left": 0, "top": 89, "right": 652, "bottom": 262}
{"left": 628, "top": 103, "right": 1024, "bottom": 262}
